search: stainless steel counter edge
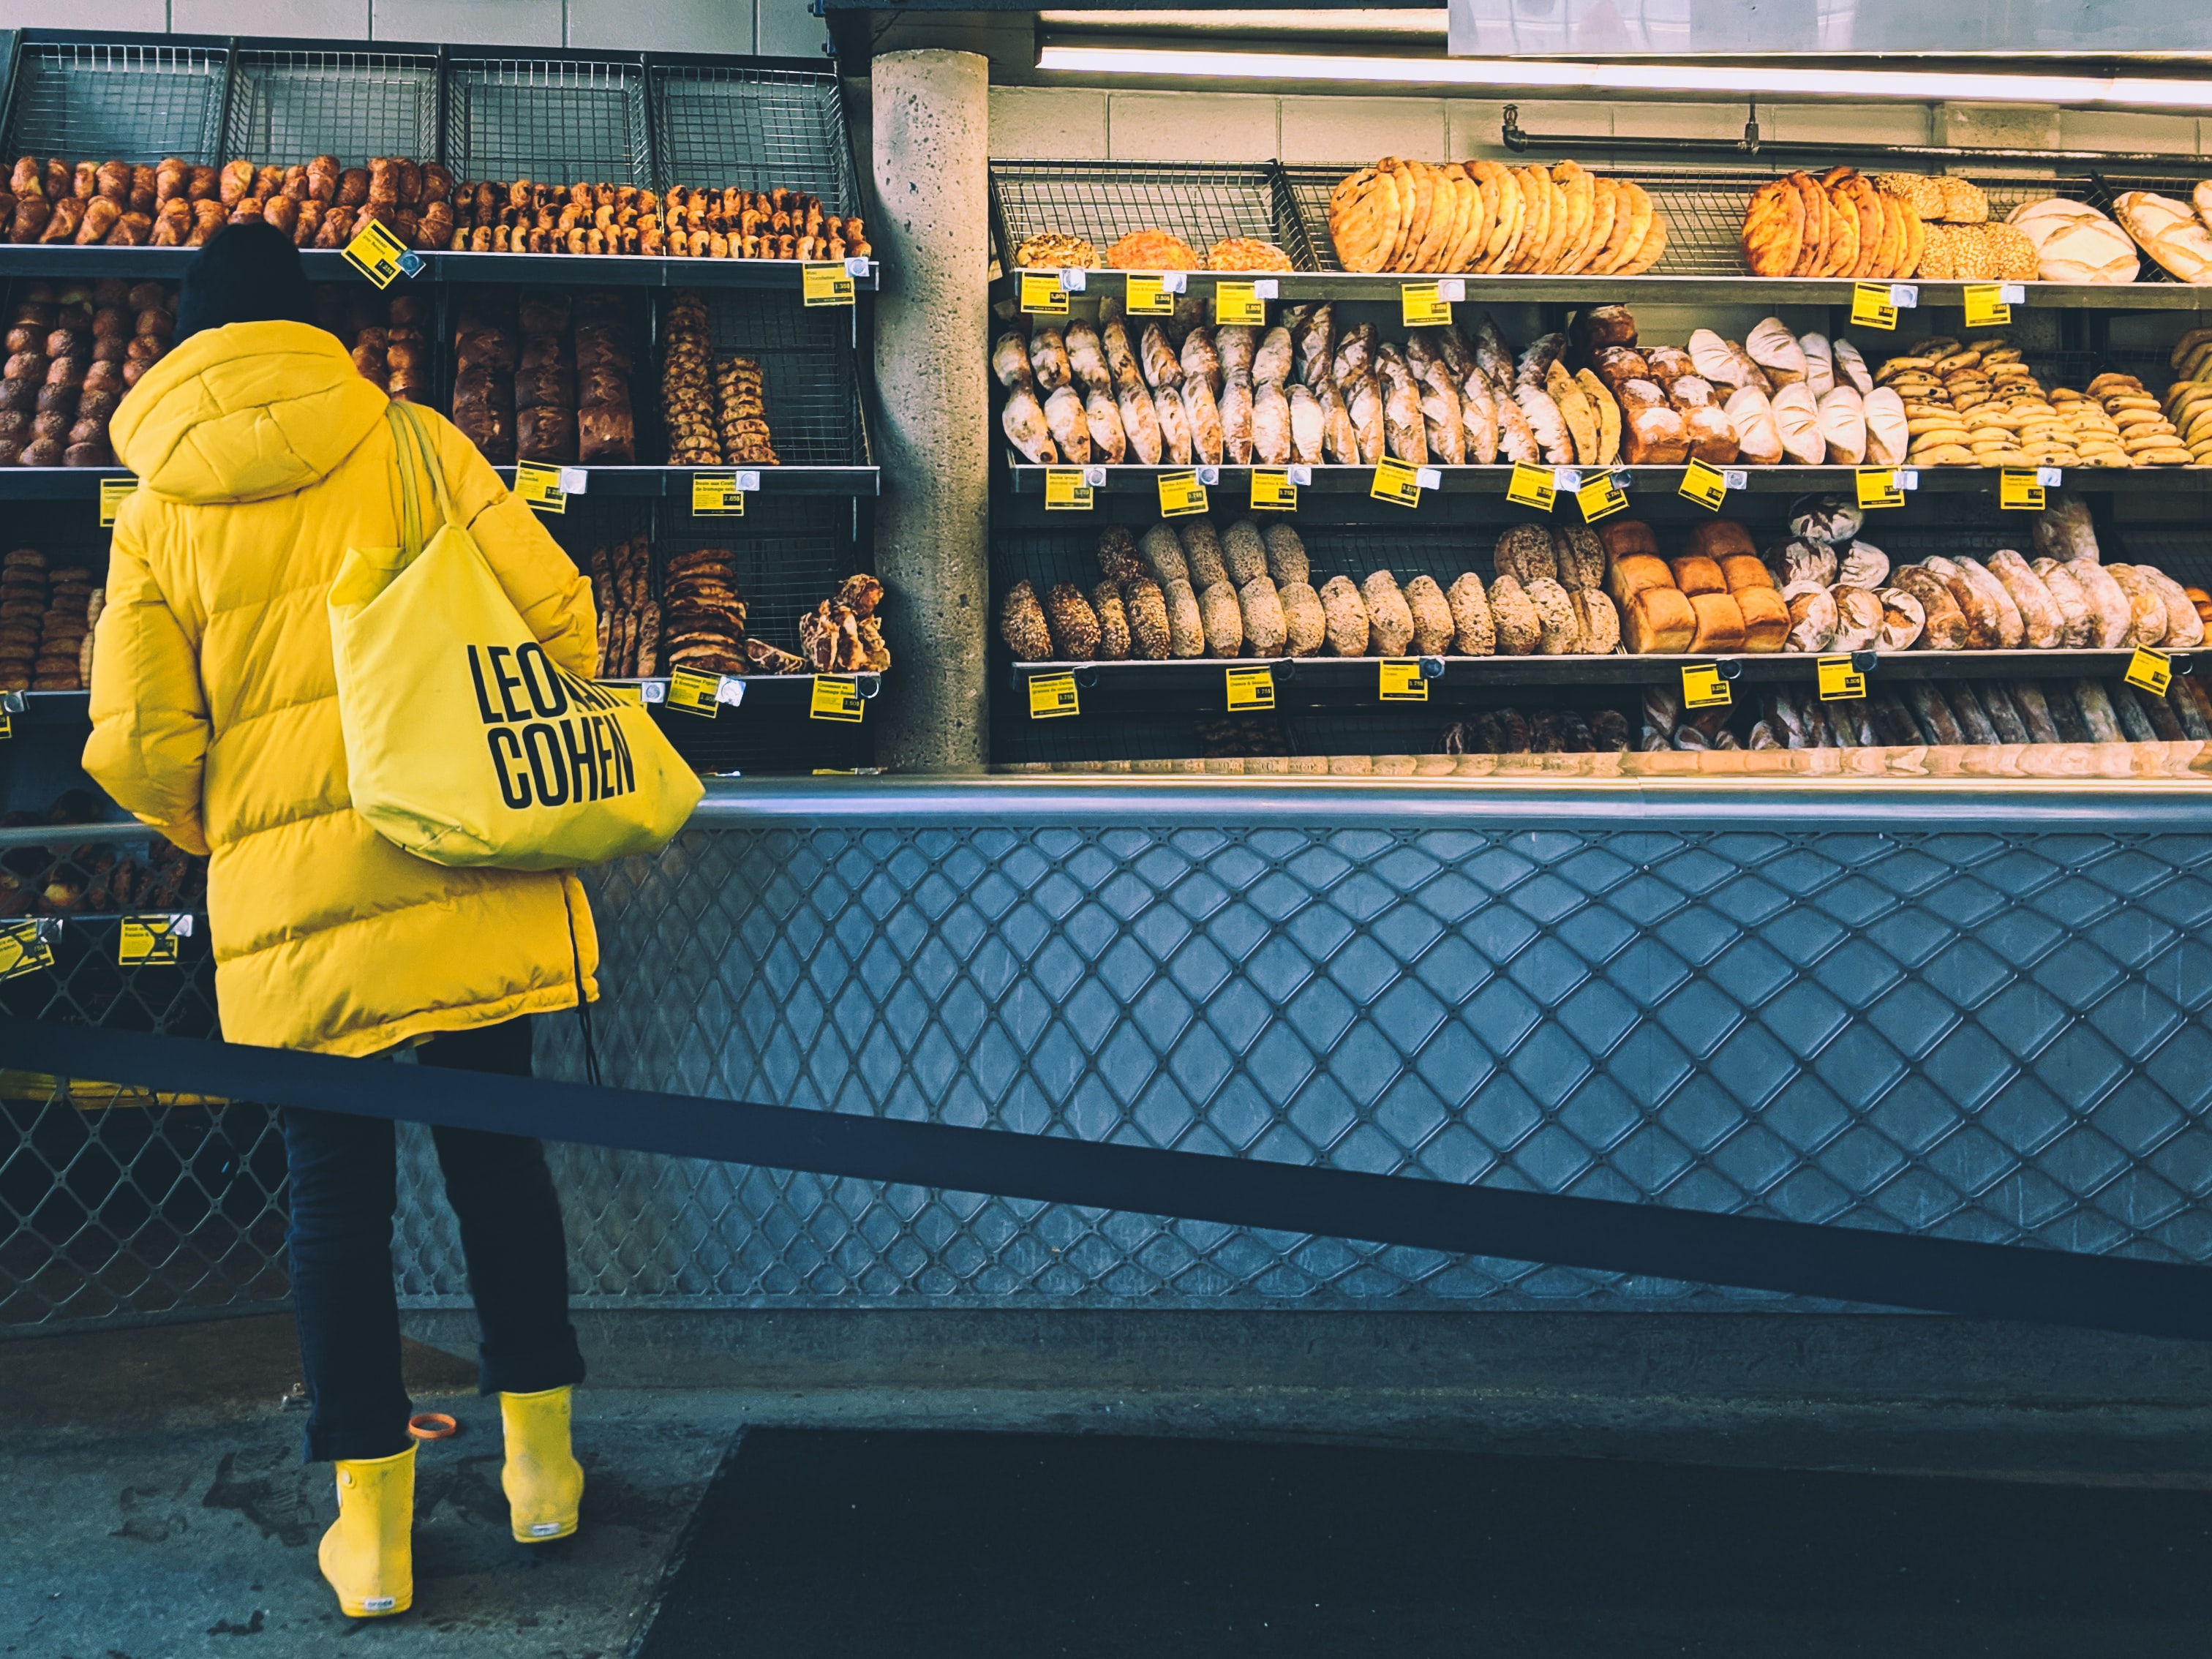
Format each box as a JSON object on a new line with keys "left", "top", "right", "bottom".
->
{"left": 689, "top": 775, "right": 2212, "bottom": 831}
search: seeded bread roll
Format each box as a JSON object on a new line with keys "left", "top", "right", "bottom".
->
{"left": 1525, "top": 576, "right": 1580, "bottom": 653}
{"left": 1162, "top": 575, "right": 1205, "bottom": 657}
{"left": 1317, "top": 575, "right": 1372, "bottom": 656}
{"left": 1570, "top": 587, "right": 1620, "bottom": 655}
{"left": 1494, "top": 523, "right": 1559, "bottom": 585}
{"left": 1222, "top": 519, "right": 1271, "bottom": 586}
{"left": 1404, "top": 574, "right": 1454, "bottom": 656}
{"left": 1181, "top": 520, "right": 1230, "bottom": 590}
{"left": 1554, "top": 526, "right": 1608, "bottom": 590}
{"left": 1263, "top": 522, "right": 1310, "bottom": 586}
{"left": 1198, "top": 579, "right": 1244, "bottom": 655}
{"left": 1278, "top": 580, "right": 1327, "bottom": 655}
{"left": 1489, "top": 573, "right": 1542, "bottom": 655}
{"left": 1090, "top": 582, "right": 1132, "bottom": 660}
{"left": 1096, "top": 524, "right": 1146, "bottom": 583}
{"left": 1362, "top": 571, "right": 1416, "bottom": 655}
{"left": 1043, "top": 582, "right": 1102, "bottom": 659}
{"left": 1122, "top": 575, "right": 1172, "bottom": 658}
{"left": 1140, "top": 524, "right": 1189, "bottom": 586}
{"left": 1446, "top": 573, "right": 1495, "bottom": 655}
{"left": 998, "top": 580, "right": 1053, "bottom": 661}
{"left": 1238, "top": 576, "right": 1287, "bottom": 656}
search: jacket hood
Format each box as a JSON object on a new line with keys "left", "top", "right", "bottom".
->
{"left": 110, "top": 320, "right": 388, "bottom": 504}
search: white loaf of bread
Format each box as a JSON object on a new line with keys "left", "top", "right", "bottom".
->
{"left": 1817, "top": 385, "right": 1867, "bottom": 466}
{"left": 1771, "top": 381, "right": 1826, "bottom": 465}
{"left": 1745, "top": 317, "right": 1807, "bottom": 385}
{"left": 1862, "top": 385, "right": 1908, "bottom": 465}
{"left": 1799, "top": 331, "right": 1835, "bottom": 397}
{"left": 1724, "top": 385, "right": 1783, "bottom": 465}
{"left": 2006, "top": 198, "right": 2139, "bottom": 284}
{"left": 2114, "top": 191, "right": 2212, "bottom": 285}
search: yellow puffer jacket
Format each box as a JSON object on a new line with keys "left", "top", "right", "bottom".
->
{"left": 85, "top": 320, "right": 600, "bottom": 1056}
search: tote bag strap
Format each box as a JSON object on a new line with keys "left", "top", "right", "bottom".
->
{"left": 388, "top": 399, "right": 461, "bottom": 538}
{"left": 384, "top": 401, "right": 427, "bottom": 561}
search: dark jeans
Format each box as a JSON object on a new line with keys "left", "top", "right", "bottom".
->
{"left": 283, "top": 1016, "right": 585, "bottom": 1462}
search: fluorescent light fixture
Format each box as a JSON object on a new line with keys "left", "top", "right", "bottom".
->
{"left": 1035, "top": 43, "right": 2212, "bottom": 107}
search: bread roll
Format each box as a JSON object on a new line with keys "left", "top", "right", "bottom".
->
{"left": 1263, "top": 522, "right": 1310, "bottom": 585}
{"left": 1622, "top": 402, "right": 1688, "bottom": 465}
{"left": 2033, "top": 494, "right": 2099, "bottom": 564}
{"left": 1876, "top": 587, "right": 1926, "bottom": 651}
{"left": 1605, "top": 552, "right": 1675, "bottom": 607}
{"left": 1403, "top": 574, "right": 1454, "bottom": 655}
{"left": 1525, "top": 576, "right": 1580, "bottom": 653}
{"left": 1626, "top": 586, "right": 1696, "bottom": 654}
{"left": 1783, "top": 581, "right": 1839, "bottom": 652}
{"left": 1862, "top": 385, "right": 1908, "bottom": 465}
{"left": 1198, "top": 579, "right": 1244, "bottom": 655}
{"left": 1833, "top": 339, "right": 1872, "bottom": 394}
{"left": 1984, "top": 549, "right": 2065, "bottom": 649}
{"left": 1278, "top": 581, "right": 1327, "bottom": 655}
{"left": 1922, "top": 557, "right": 2001, "bottom": 648}
{"left": 1237, "top": 577, "right": 1287, "bottom": 656}
{"left": 1598, "top": 519, "right": 1658, "bottom": 560}
{"left": 1445, "top": 572, "right": 1495, "bottom": 655}
{"left": 1570, "top": 587, "right": 1620, "bottom": 655}
{"left": 1687, "top": 591, "right": 1746, "bottom": 654}
{"left": 1361, "top": 571, "right": 1415, "bottom": 655}
{"left": 1957, "top": 557, "right": 2025, "bottom": 648}
{"left": 2030, "top": 557, "right": 2095, "bottom": 647}
{"left": 2106, "top": 564, "right": 2171, "bottom": 647}
{"left": 1890, "top": 568, "right": 1966, "bottom": 649}
{"left": 1799, "top": 332, "right": 1835, "bottom": 396}
{"left": 2137, "top": 565, "right": 2205, "bottom": 648}
{"left": 2008, "top": 198, "right": 2138, "bottom": 284}
{"left": 1723, "top": 386, "right": 1783, "bottom": 464}
{"left": 1181, "top": 520, "right": 1230, "bottom": 590}
{"left": 1737, "top": 585, "right": 1788, "bottom": 652}
{"left": 1832, "top": 586, "right": 1884, "bottom": 652}
{"left": 1816, "top": 386, "right": 1866, "bottom": 465}
{"left": 1688, "top": 328, "right": 1753, "bottom": 390}
{"left": 1222, "top": 519, "right": 1270, "bottom": 586}
{"left": 1494, "top": 523, "right": 1558, "bottom": 585}
{"left": 1317, "top": 575, "right": 1372, "bottom": 656}
{"left": 1769, "top": 537, "right": 1839, "bottom": 588}
{"left": 1488, "top": 574, "right": 1542, "bottom": 655}
{"left": 1683, "top": 404, "right": 1740, "bottom": 464}
{"left": 1837, "top": 541, "right": 1889, "bottom": 590}
{"left": 1554, "top": 526, "right": 1607, "bottom": 590}
{"left": 1140, "top": 524, "right": 1189, "bottom": 586}
{"left": 1671, "top": 554, "right": 1727, "bottom": 596}
{"left": 2066, "top": 558, "right": 2133, "bottom": 647}
{"left": 1720, "top": 554, "right": 1773, "bottom": 595}
{"left": 1162, "top": 576, "right": 1205, "bottom": 657}
{"left": 1745, "top": 317, "right": 1807, "bottom": 385}
{"left": 1771, "top": 382, "right": 1825, "bottom": 464}
{"left": 1685, "top": 521, "right": 1756, "bottom": 562}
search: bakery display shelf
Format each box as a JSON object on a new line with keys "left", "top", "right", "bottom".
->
{"left": 493, "top": 464, "right": 880, "bottom": 497}
{"left": 0, "top": 244, "right": 881, "bottom": 291}
{"left": 1, "top": 37, "right": 231, "bottom": 168}
{"left": 647, "top": 57, "right": 862, "bottom": 221}
{"left": 2, "top": 688, "right": 88, "bottom": 720}
{"left": 990, "top": 159, "right": 1315, "bottom": 276}
{"left": 991, "top": 267, "right": 2212, "bottom": 313}
{"left": 1000, "top": 462, "right": 2212, "bottom": 500}
{"left": 1006, "top": 648, "right": 2168, "bottom": 701}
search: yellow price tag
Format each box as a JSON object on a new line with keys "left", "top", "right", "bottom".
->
{"left": 802, "top": 262, "right": 855, "bottom": 306}
{"left": 342, "top": 217, "right": 413, "bottom": 289}
{"left": 1856, "top": 467, "right": 1906, "bottom": 509}
{"left": 1816, "top": 654, "right": 1866, "bottom": 701}
{"left": 1681, "top": 663, "right": 1731, "bottom": 709}
{"left": 0, "top": 710, "right": 10, "bottom": 740}
{"left": 1378, "top": 659, "right": 1427, "bottom": 701}
{"left": 666, "top": 667, "right": 727, "bottom": 718}
{"left": 0, "top": 918, "right": 51, "bottom": 982}
{"left": 1224, "top": 666, "right": 1275, "bottom": 711}
{"left": 2126, "top": 647, "right": 2173, "bottom": 697}
{"left": 1506, "top": 462, "right": 1556, "bottom": 511}
{"left": 1849, "top": 282, "right": 1897, "bottom": 331}
{"left": 1249, "top": 468, "right": 1298, "bottom": 511}
{"left": 118, "top": 915, "right": 184, "bottom": 966}
{"left": 1577, "top": 472, "right": 1628, "bottom": 523}
{"left": 1679, "top": 459, "right": 1729, "bottom": 511}
{"left": 1399, "top": 282, "right": 1452, "bottom": 327}
{"left": 1214, "top": 282, "right": 1265, "bottom": 326}
{"left": 691, "top": 473, "right": 745, "bottom": 516}
{"left": 1999, "top": 468, "right": 2044, "bottom": 511}
{"left": 811, "top": 674, "right": 865, "bottom": 722}
{"left": 1157, "top": 470, "right": 1209, "bottom": 516}
{"left": 99, "top": 475, "right": 137, "bottom": 526}
{"left": 1963, "top": 284, "right": 2011, "bottom": 328}
{"left": 1028, "top": 671, "right": 1080, "bottom": 719}
{"left": 1020, "top": 271, "right": 1069, "bottom": 315}
{"left": 1370, "top": 457, "right": 1422, "bottom": 507}
{"left": 514, "top": 461, "right": 565, "bottom": 514}
{"left": 1045, "top": 467, "right": 1094, "bottom": 511}
{"left": 1124, "top": 274, "right": 1175, "bottom": 316}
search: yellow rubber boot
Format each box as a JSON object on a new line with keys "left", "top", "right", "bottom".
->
{"left": 500, "top": 1385, "right": 584, "bottom": 1543}
{"left": 318, "top": 1445, "right": 413, "bottom": 1617}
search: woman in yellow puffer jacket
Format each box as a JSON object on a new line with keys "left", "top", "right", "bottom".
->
{"left": 86, "top": 224, "right": 588, "bottom": 1620}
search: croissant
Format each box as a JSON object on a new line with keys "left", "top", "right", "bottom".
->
{"left": 188, "top": 165, "right": 219, "bottom": 202}
{"left": 395, "top": 159, "right": 421, "bottom": 206}
{"left": 188, "top": 200, "right": 226, "bottom": 247}
{"left": 107, "top": 209, "right": 155, "bottom": 247}
{"left": 306, "top": 155, "right": 339, "bottom": 203}
{"left": 96, "top": 159, "right": 129, "bottom": 202}
{"left": 72, "top": 161, "right": 97, "bottom": 199}
{"left": 151, "top": 198, "right": 188, "bottom": 246}
{"left": 227, "top": 197, "right": 265, "bottom": 225}
{"left": 293, "top": 199, "right": 324, "bottom": 246}
{"left": 262, "top": 195, "right": 298, "bottom": 238}
{"left": 153, "top": 157, "right": 187, "bottom": 205}
{"left": 420, "top": 163, "right": 452, "bottom": 205}
{"left": 10, "top": 157, "right": 40, "bottom": 198}
{"left": 129, "top": 165, "right": 156, "bottom": 213}
{"left": 315, "top": 206, "right": 349, "bottom": 248}
{"left": 45, "top": 159, "right": 69, "bottom": 199}
{"left": 40, "top": 196, "right": 83, "bottom": 243}
{"left": 254, "top": 164, "right": 285, "bottom": 200}
{"left": 218, "top": 159, "right": 254, "bottom": 206}
{"left": 281, "top": 164, "right": 308, "bottom": 200}
{"left": 336, "top": 168, "right": 369, "bottom": 208}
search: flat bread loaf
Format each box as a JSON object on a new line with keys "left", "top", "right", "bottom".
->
{"left": 2114, "top": 191, "right": 2212, "bottom": 285}
{"left": 2006, "top": 198, "right": 2139, "bottom": 284}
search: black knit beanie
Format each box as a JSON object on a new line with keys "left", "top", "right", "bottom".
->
{"left": 173, "top": 220, "right": 317, "bottom": 342}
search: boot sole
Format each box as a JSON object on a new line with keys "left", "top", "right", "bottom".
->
{"left": 514, "top": 1519, "right": 578, "bottom": 1543}
{"left": 341, "top": 1595, "right": 413, "bottom": 1617}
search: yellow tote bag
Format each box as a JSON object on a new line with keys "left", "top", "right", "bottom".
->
{"left": 329, "top": 402, "right": 701, "bottom": 871}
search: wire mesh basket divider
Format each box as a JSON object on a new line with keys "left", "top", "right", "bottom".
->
{"left": 647, "top": 61, "right": 858, "bottom": 216}
{"left": 1, "top": 38, "right": 230, "bottom": 168}
{"left": 658, "top": 491, "right": 857, "bottom": 650}
{"left": 444, "top": 55, "right": 651, "bottom": 187}
{"left": 224, "top": 46, "right": 441, "bottom": 170}
{"left": 699, "top": 286, "right": 869, "bottom": 467}
{"left": 989, "top": 160, "right": 1319, "bottom": 272}
{"left": 1279, "top": 162, "right": 2096, "bottom": 279}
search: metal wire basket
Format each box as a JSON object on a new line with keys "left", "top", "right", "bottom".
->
{"left": 990, "top": 159, "right": 1317, "bottom": 272}
{"left": 445, "top": 54, "right": 651, "bottom": 187}
{"left": 649, "top": 60, "right": 859, "bottom": 214}
{"left": 225, "top": 46, "right": 440, "bottom": 170}
{"left": 1, "top": 37, "right": 230, "bottom": 168}
{"left": 693, "top": 285, "right": 870, "bottom": 469}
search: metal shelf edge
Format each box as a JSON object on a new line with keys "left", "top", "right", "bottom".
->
{"left": 0, "top": 246, "right": 879, "bottom": 291}
{"left": 495, "top": 466, "right": 879, "bottom": 497}
{"left": 1003, "top": 463, "right": 2212, "bottom": 497}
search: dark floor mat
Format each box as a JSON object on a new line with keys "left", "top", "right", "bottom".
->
{"left": 637, "top": 1429, "right": 2212, "bottom": 1658}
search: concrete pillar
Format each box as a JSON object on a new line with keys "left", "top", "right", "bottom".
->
{"left": 871, "top": 50, "right": 990, "bottom": 773}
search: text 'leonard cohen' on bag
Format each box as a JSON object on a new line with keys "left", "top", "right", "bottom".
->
{"left": 467, "top": 642, "right": 639, "bottom": 810}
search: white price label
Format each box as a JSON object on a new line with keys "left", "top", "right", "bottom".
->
{"left": 2036, "top": 466, "right": 2062, "bottom": 486}
{"left": 1889, "top": 284, "right": 1919, "bottom": 308}
{"left": 1438, "top": 278, "right": 1466, "bottom": 301}
{"left": 1289, "top": 464, "right": 1313, "bottom": 485}
{"left": 1253, "top": 278, "right": 1279, "bottom": 298}
{"left": 1162, "top": 271, "right": 1189, "bottom": 294}
{"left": 1552, "top": 467, "right": 1582, "bottom": 492}
{"left": 1197, "top": 465, "right": 1220, "bottom": 486}
{"left": 1897, "top": 467, "right": 1919, "bottom": 490}
{"left": 1723, "top": 468, "right": 1748, "bottom": 489}
{"left": 2001, "top": 283, "right": 2026, "bottom": 303}
{"left": 736, "top": 470, "right": 761, "bottom": 492}
{"left": 1059, "top": 266, "right": 1088, "bottom": 291}
{"left": 558, "top": 467, "right": 587, "bottom": 494}
{"left": 1415, "top": 466, "right": 1442, "bottom": 489}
